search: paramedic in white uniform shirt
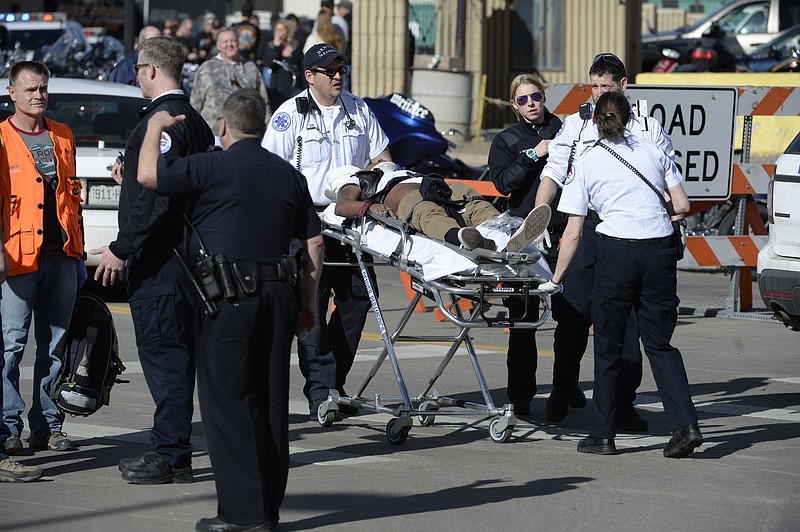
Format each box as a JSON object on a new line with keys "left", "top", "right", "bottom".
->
{"left": 532, "top": 53, "right": 675, "bottom": 430}
{"left": 262, "top": 43, "right": 391, "bottom": 420}
{"left": 541, "top": 90, "right": 702, "bottom": 459}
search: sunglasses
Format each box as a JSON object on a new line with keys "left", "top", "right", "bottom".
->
{"left": 133, "top": 63, "right": 155, "bottom": 74}
{"left": 592, "top": 53, "right": 622, "bottom": 66}
{"left": 310, "top": 65, "right": 348, "bottom": 78}
{"left": 515, "top": 92, "right": 544, "bottom": 106}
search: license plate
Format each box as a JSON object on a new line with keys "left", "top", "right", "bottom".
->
{"left": 88, "top": 183, "right": 120, "bottom": 208}
{"left": 652, "top": 58, "right": 677, "bottom": 73}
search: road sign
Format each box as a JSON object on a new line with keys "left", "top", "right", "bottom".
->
{"left": 626, "top": 86, "right": 738, "bottom": 201}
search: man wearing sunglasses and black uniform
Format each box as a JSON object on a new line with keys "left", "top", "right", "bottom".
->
{"left": 534, "top": 53, "right": 676, "bottom": 432}
{"left": 262, "top": 43, "right": 391, "bottom": 422}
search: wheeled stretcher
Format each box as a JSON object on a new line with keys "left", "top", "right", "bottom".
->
{"left": 315, "top": 206, "right": 552, "bottom": 444}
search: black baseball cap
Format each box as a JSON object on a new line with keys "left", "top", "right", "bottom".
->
{"left": 304, "top": 43, "right": 348, "bottom": 71}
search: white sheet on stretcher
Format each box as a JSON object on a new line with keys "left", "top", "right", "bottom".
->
{"left": 322, "top": 206, "right": 552, "bottom": 282}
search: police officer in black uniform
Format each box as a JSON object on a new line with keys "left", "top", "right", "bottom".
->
{"left": 92, "top": 36, "right": 214, "bottom": 484}
{"left": 138, "top": 88, "right": 323, "bottom": 531}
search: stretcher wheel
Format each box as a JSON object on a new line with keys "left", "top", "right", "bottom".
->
{"left": 386, "top": 418, "right": 410, "bottom": 445}
{"left": 417, "top": 401, "right": 438, "bottom": 427}
{"left": 317, "top": 404, "right": 335, "bottom": 427}
{"left": 489, "top": 418, "right": 512, "bottom": 443}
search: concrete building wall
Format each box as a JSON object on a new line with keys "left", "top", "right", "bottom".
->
{"left": 351, "top": 0, "right": 408, "bottom": 97}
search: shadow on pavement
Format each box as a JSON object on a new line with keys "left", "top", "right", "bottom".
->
{"left": 281, "top": 476, "right": 592, "bottom": 530}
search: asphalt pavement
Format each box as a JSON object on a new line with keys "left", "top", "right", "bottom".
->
{"left": 0, "top": 268, "right": 798, "bottom": 531}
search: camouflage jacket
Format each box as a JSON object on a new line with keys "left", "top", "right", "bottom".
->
{"left": 190, "top": 57, "right": 270, "bottom": 135}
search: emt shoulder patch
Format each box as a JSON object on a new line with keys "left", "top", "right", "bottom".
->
{"left": 159, "top": 132, "right": 172, "bottom": 154}
{"left": 272, "top": 112, "right": 291, "bottom": 132}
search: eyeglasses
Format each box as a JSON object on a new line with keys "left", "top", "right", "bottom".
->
{"left": 515, "top": 92, "right": 544, "bottom": 106}
{"left": 310, "top": 65, "right": 348, "bottom": 78}
{"left": 133, "top": 63, "right": 155, "bottom": 74}
{"left": 592, "top": 53, "right": 622, "bottom": 66}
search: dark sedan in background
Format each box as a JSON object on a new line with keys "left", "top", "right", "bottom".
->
{"left": 641, "top": 0, "right": 800, "bottom": 71}
{"left": 738, "top": 22, "right": 800, "bottom": 71}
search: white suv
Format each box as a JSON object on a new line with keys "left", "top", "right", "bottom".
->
{"left": 0, "top": 78, "right": 146, "bottom": 267}
{"left": 757, "top": 132, "right": 800, "bottom": 331}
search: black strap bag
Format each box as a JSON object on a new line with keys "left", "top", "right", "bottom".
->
{"left": 415, "top": 175, "right": 468, "bottom": 226}
{"left": 597, "top": 142, "right": 685, "bottom": 260}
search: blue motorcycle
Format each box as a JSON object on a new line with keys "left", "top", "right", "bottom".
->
{"left": 364, "top": 93, "right": 487, "bottom": 180}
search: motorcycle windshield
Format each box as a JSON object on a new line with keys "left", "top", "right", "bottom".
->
{"left": 365, "top": 95, "right": 449, "bottom": 168}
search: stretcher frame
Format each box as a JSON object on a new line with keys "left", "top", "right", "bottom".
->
{"left": 317, "top": 213, "right": 551, "bottom": 444}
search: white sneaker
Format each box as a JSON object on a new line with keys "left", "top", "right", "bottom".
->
{"left": 458, "top": 227, "right": 495, "bottom": 250}
{"left": 0, "top": 457, "right": 43, "bottom": 483}
{"left": 505, "top": 204, "right": 551, "bottom": 252}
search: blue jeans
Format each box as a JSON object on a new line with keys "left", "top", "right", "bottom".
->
{"left": 2, "top": 257, "right": 78, "bottom": 438}
{"left": 0, "top": 295, "right": 7, "bottom": 460}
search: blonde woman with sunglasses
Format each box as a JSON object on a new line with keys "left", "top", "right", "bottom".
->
{"left": 486, "top": 74, "right": 563, "bottom": 417}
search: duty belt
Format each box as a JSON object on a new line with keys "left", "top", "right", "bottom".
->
{"left": 255, "top": 263, "right": 284, "bottom": 282}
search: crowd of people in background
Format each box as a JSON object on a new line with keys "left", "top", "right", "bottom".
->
{"left": 138, "top": 1, "right": 353, "bottom": 111}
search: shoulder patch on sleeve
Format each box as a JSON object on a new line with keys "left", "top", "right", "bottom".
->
{"left": 564, "top": 165, "right": 575, "bottom": 186}
{"left": 160, "top": 132, "right": 172, "bottom": 154}
{"left": 272, "top": 112, "right": 291, "bottom": 131}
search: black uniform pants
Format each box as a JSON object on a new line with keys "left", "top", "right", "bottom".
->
{"left": 505, "top": 296, "right": 540, "bottom": 403}
{"left": 127, "top": 254, "right": 195, "bottom": 468}
{"left": 297, "top": 235, "right": 375, "bottom": 402}
{"left": 551, "top": 217, "right": 643, "bottom": 412}
{"left": 196, "top": 281, "right": 298, "bottom": 525}
{"left": 590, "top": 235, "right": 697, "bottom": 439}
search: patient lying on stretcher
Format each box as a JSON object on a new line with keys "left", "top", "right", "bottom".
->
{"left": 329, "top": 164, "right": 551, "bottom": 253}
